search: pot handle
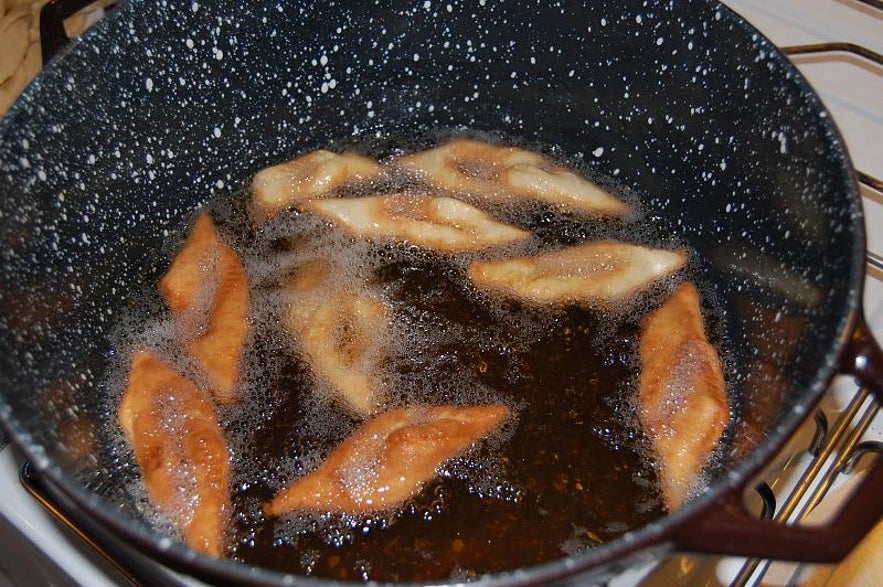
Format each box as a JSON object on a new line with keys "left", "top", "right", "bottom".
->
{"left": 670, "top": 316, "right": 883, "bottom": 562}
{"left": 39, "top": 0, "right": 113, "bottom": 66}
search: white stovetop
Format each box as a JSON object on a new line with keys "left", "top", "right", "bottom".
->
{"left": 0, "top": 1, "right": 881, "bottom": 586}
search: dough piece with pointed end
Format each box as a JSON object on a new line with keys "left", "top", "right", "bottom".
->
{"left": 251, "top": 150, "right": 382, "bottom": 220}
{"left": 118, "top": 350, "right": 231, "bottom": 557}
{"left": 467, "top": 241, "right": 687, "bottom": 306}
{"left": 638, "top": 282, "right": 729, "bottom": 511}
{"left": 159, "top": 211, "right": 249, "bottom": 405}
{"left": 398, "top": 138, "right": 629, "bottom": 217}
{"left": 300, "top": 193, "right": 530, "bottom": 253}
{"left": 285, "top": 259, "right": 389, "bottom": 417}
{"left": 264, "top": 404, "right": 509, "bottom": 516}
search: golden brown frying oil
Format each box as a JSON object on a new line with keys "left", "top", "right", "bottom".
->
{"left": 224, "top": 244, "right": 665, "bottom": 582}
{"left": 112, "top": 135, "right": 692, "bottom": 583}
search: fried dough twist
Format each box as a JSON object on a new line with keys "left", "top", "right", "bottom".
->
{"left": 398, "top": 138, "right": 629, "bottom": 217}
{"left": 300, "top": 193, "right": 530, "bottom": 252}
{"left": 252, "top": 150, "right": 382, "bottom": 220}
{"left": 638, "top": 282, "right": 729, "bottom": 511}
{"left": 285, "top": 259, "right": 390, "bottom": 417}
{"left": 159, "top": 211, "right": 249, "bottom": 405}
{"left": 118, "top": 350, "right": 231, "bottom": 556}
{"left": 264, "top": 404, "right": 509, "bottom": 516}
{"left": 468, "top": 241, "right": 687, "bottom": 306}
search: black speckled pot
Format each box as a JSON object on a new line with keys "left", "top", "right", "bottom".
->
{"left": 1, "top": 1, "right": 882, "bottom": 585}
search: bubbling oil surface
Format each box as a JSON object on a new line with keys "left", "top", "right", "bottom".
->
{"left": 105, "top": 134, "right": 721, "bottom": 583}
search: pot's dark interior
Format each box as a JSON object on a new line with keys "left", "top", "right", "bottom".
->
{"left": 0, "top": 0, "right": 863, "bottom": 584}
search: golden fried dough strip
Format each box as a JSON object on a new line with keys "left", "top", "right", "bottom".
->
{"left": 398, "top": 138, "right": 629, "bottom": 217}
{"left": 264, "top": 404, "right": 509, "bottom": 516}
{"left": 285, "top": 260, "right": 389, "bottom": 416}
{"left": 638, "top": 282, "right": 729, "bottom": 511}
{"left": 467, "top": 241, "right": 686, "bottom": 306}
{"left": 251, "top": 150, "right": 382, "bottom": 220}
{"left": 159, "top": 211, "right": 249, "bottom": 405}
{"left": 118, "top": 351, "right": 231, "bottom": 557}
{"left": 300, "top": 193, "right": 530, "bottom": 252}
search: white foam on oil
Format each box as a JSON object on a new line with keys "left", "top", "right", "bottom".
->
{"left": 102, "top": 135, "right": 725, "bottom": 569}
